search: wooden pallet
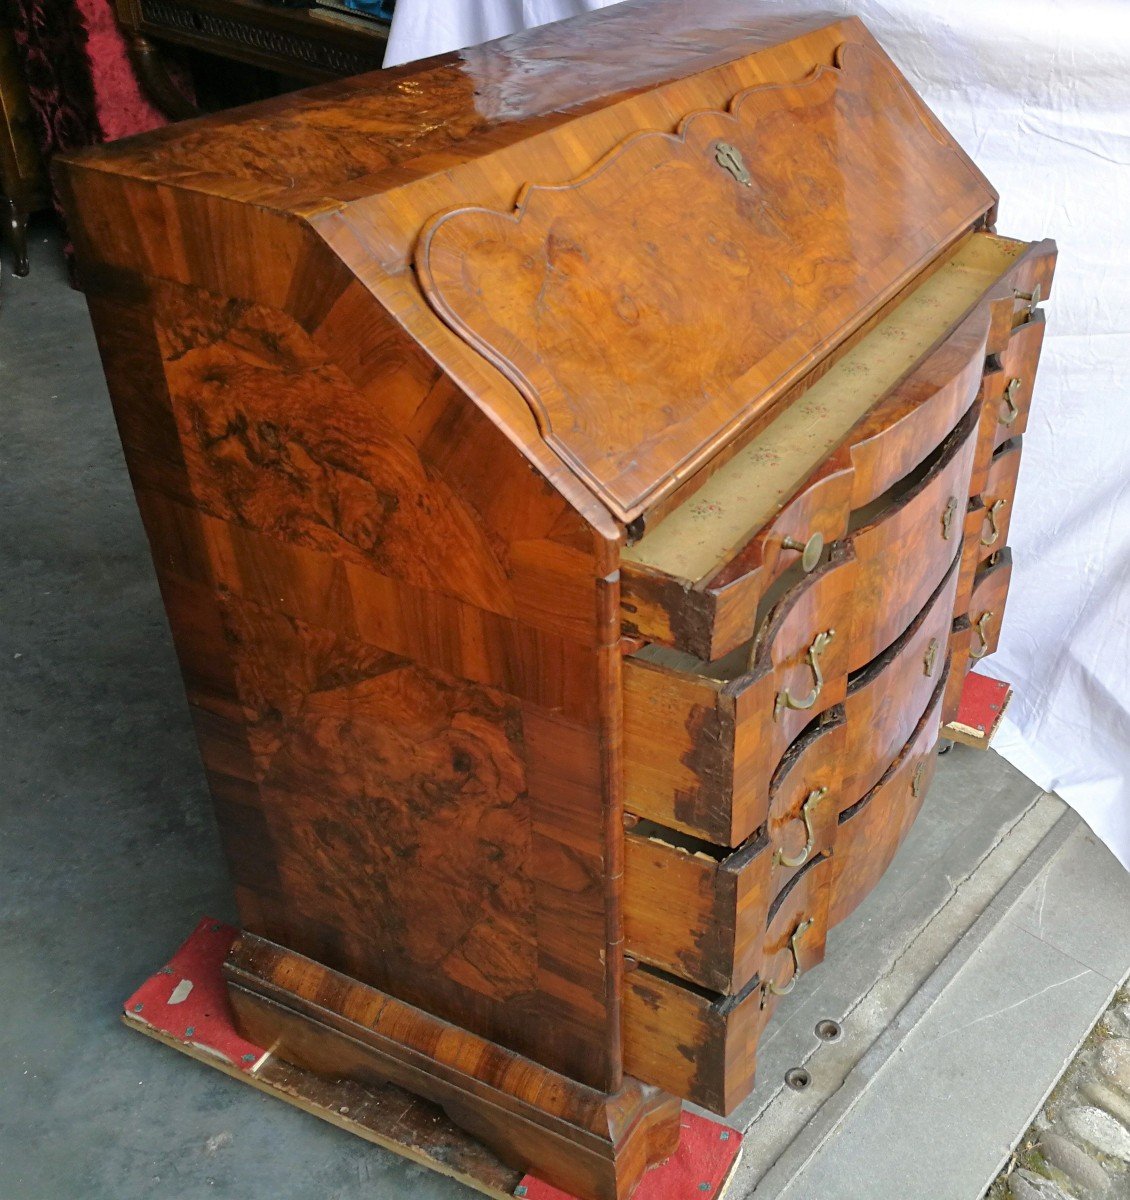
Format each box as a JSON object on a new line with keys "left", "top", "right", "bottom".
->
{"left": 122, "top": 918, "right": 743, "bottom": 1200}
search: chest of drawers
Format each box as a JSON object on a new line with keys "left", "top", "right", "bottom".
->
{"left": 59, "top": 3, "right": 1054, "bottom": 1196}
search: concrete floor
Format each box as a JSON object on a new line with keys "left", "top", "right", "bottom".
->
{"left": 3, "top": 228, "right": 1128, "bottom": 1200}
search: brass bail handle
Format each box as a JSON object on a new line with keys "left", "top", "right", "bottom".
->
{"left": 981, "top": 497, "right": 1008, "bottom": 546}
{"left": 780, "top": 531, "right": 824, "bottom": 574}
{"left": 766, "top": 917, "right": 815, "bottom": 996}
{"left": 1001, "top": 376, "right": 1023, "bottom": 426}
{"left": 775, "top": 629, "right": 836, "bottom": 720}
{"left": 970, "top": 610, "right": 995, "bottom": 660}
{"left": 774, "top": 787, "right": 827, "bottom": 869}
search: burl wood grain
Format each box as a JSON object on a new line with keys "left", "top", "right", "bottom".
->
{"left": 417, "top": 41, "right": 994, "bottom": 522}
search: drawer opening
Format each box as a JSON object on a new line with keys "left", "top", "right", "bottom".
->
{"left": 629, "top": 957, "right": 764, "bottom": 1013}
{"left": 626, "top": 818, "right": 733, "bottom": 864}
{"left": 765, "top": 851, "right": 829, "bottom": 926}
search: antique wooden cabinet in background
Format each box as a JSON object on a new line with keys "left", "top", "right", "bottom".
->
{"left": 58, "top": 3, "right": 1055, "bottom": 1196}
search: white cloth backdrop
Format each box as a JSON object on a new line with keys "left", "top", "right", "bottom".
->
{"left": 385, "top": 1, "right": 1130, "bottom": 869}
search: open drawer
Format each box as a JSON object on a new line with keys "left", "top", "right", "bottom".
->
{"left": 623, "top": 400, "right": 976, "bottom": 845}
{"left": 620, "top": 233, "right": 1055, "bottom": 662}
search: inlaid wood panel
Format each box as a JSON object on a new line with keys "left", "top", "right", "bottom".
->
{"left": 82, "top": 273, "right": 624, "bottom": 1096}
{"left": 417, "top": 42, "right": 995, "bottom": 522}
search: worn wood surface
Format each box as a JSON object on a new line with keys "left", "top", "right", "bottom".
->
{"left": 417, "top": 41, "right": 995, "bottom": 522}
{"left": 227, "top": 934, "right": 681, "bottom": 1200}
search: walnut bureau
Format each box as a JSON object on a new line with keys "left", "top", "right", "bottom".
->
{"left": 57, "top": 4, "right": 1055, "bottom": 1197}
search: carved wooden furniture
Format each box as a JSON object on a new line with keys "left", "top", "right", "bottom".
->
{"left": 57, "top": 3, "right": 1054, "bottom": 1196}
{"left": 0, "top": 7, "right": 47, "bottom": 276}
{"left": 113, "top": 0, "right": 388, "bottom": 118}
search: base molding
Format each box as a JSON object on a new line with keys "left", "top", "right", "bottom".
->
{"left": 224, "top": 934, "right": 681, "bottom": 1200}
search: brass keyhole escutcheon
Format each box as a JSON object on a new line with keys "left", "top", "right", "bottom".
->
{"left": 941, "top": 496, "right": 959, "bottom": 540}
{"left": 781, "top": 531, "right": 824, "bottom": 573}
{"left": 714, "top": 141, "right": 752, "bottom": 187}
{"left": 923, "top": 638, "right": 939, "bottom": 678}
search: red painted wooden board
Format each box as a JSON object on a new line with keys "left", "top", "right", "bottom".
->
{"left": 943, "top": 670, "right": 1013, "bottom": 748}
{"left": 122, "top": 919, "right": 744, "bottom": 1200}
{"left": 516, "top": 1112, "right": 741, "bottom": 1200}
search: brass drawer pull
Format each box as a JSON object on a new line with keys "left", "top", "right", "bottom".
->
{"left": 1014, "top": 282, "right": 1042, "bottom": 311}
{"left": 780, "top": 531, "right": 824, "bottom": 573}
{"left": 1001, "top": 377, "right": 1022, "bottom": 426}
{"left": 970, "top": 610, "right": 995, "bottom": 659}
{"left": 941, "top": 496, "right": 959, "bottom": 540}
{"left": 774, "top": 787, "right": 827, "bottom": 869}
{"left": 765, "top": 917, "right": 815, "bottom": 996}
{"left": 775, "top": 629, "right": 836, "bottom": 720}
{"left": 981, "top": 498, "right": 1008, "bottom": 546}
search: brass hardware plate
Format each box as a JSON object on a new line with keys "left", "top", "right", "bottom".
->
{"left": 970, "top": 610, "right": 995, "bottom": 660}
{"left": 714, "top": 141, "right": 752, "bottom": 186}
{"left": 1001, "top": 377, "right": 1022, "bottom": 426}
